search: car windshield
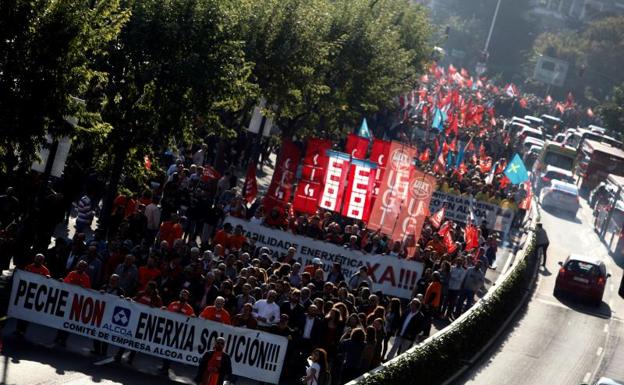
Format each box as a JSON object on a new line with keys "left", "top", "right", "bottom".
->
{"left": 544, "top": 152, "right": 574, "bottom": 170}
{"left": 546, "top": 172, "right": 574, "bottom": 183}
{"left": 553, "top": 182, "right": 578, "bottom": 195}
{"left": 566, "top": 260, "right": 599, "bottom": 276}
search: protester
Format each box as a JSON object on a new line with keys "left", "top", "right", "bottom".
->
{"left": 195, "top": 337, "right": 232, "bottom": 385}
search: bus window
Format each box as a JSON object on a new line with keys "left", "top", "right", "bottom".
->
{"left": 544, "top": 152, "right": 575, "bottom": 171}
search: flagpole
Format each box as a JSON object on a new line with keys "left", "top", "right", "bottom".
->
{"left": 484, "top": 0, "right": 502, "bottom": 55}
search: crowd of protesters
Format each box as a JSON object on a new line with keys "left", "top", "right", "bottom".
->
{"left": 0, "top": 71, "right": 571, "bottom": 385}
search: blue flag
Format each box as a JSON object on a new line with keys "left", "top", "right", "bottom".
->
{"left": 504, "top": 153, "right": 529, "bottom": 184}
{"left": 432, "top": 108, "right": 444, "bottom": 131}
{"left": 455, "top": 143, "right": 465, "bottom": 168}
{"left": 358, "top": 118, "right": 372, "bottom": 138}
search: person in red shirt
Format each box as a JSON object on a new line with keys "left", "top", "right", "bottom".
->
{"left": 54, "top": 260, "right": 91, "bottom": 347}
{"left": 63, "top": 260, "right": 91, "bottom": 288}
{"left": 212, "top": 223, "right": 232, "bottom": 250}
{"left": 199, "top": 296, "right": 232, "bottom": 325}
{"left": 226, "top": 225, "right": 246, "bottom": 252}
{"left": 16, "top": 254, "right": 50, "bottom": 336}
{"left": 159, "top": 213, "right": 183, "bottom": 249}
{"left": 166, "top": 289, "right": 195, "bottom": 316}
{"left": 25, "top": 253, "right": 50, "bottom": 277}
{"left": 137, "top": 256, "right": 161, "bottom": 291}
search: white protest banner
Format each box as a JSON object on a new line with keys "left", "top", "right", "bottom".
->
{"left": 224, "top": 217, "right": 424, "bottom": 299}
{"left": 428, "top": 191, "right": 515, "bottom": 234}
{"left": 9, "top": 270, "right": 288, "bottom": 384}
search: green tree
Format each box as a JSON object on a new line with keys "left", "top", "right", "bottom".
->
{"left": 0, "top": 0, "right": 129, "bottom": 172}
{"left": 92, "top": 0, "right": 254, "bottom": 228}
{"left": 598, "top": 83, "right": 624, "bottom": 139}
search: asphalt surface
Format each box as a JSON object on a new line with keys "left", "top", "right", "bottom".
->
{"left": 458, "top": 197, "right": 624, "bottom": 385}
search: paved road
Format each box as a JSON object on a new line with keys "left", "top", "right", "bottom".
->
{"left": 458, "top": 198, "right": 624, "bottom": 385}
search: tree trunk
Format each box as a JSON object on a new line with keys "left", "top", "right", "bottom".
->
{"left": 97, "top": 142, "right": 129, "bottom": 234}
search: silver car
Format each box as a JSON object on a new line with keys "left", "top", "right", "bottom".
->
{"left": 540, "top": 180, "right": 580, "bottom": 215}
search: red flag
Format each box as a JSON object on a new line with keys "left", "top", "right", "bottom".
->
{"left": 499, "top": 175, "right": 511, "bottom": 190}
{"left": 434, "top": 137, "right": 440, "bottom": 155}
{"left": 442, "top": 140, "right": 450, "bottom": 155}
{"left": 444, "top": 230, "right": 457, "bottom": 253}
{"left": 555, "top": 102, "right": 565, "bottom": 114}
{"left": 458, "top": 162, "right": 468, "bottom": 175}
{"left": 430, "top": 207, "right": 446, "bottom": 229}
{"left": 420, "top": 74, "right": 429, "bottom": 83}
{"left": 439, "top": 220, "right": 452, "bottom": 236}
{"left": 301, "top": 138, "right": 332, "bottom": 183}
{"left": 392, "top": 167, "right": 436, "bottom": 242}
{"left": 433, "top": 151, "right": 446, "bottom": 174}
{"left": 449, "top": 137, "right": 457, "bottom": 152}
{"left": 345, "top": 133, "right": 369, "bottom": 159}
{"left": 319, "top": 151, "right": 350, "bottom": 212}
{"left": 419, "top": 148, "right": 431, "bottom": 163}
{"left": 370, "top": 139, "right": 391, "bottom": 201}
{"left": 587, "top": 107, "right": 594, "bottom": 118}
{"left": 264, "top": 140, "right": 301, "bottom": 212}
{"left": 202, "top": 165, "right": 221, "bottom": 181}
{"left": 448, "top": 114, "right": 459, "bottom": 136}
{"left": 545, "top": 95, "right": 553, "bottom": 104}
{"left": 495, "top": 159, "right": 507, "bottom": 174}
{"left": 293, "top": 181, "right": 322, "bottom": 215}
{"left": 242, "top": 162, "right": 258, "bottom": 204}
{"left": 460, "top": 67, "right": 469, "bottom": 78}
{"left": 566, "top": 91, "right": 574, "bottom": 108}
{"left": 519, "top": 98, "right": 528, "bottom": 109}
{"left": 368, "top": 142, "right": 417, "bottom": 234}
{"left": 144, "top": 155, "right": 152, "bottom": 170}
{"left": 464, "top": 224, "right": 480, "bottom": 251}
{"left": 448, "top": 64, "right": 457, "bottom": 74}
{"left": 342, "top": 159, "right": 377, "bottom": 222}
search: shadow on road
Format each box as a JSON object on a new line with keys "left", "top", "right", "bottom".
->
{"left": 540, "top": 206, "right": 583, "bottom": 224}
{"left": 553, "top": 294, "right": 612, "bottom": 319}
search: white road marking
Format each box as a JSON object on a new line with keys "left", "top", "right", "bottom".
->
{"left": 604, "top": 323, "right": 609, "bottom": 333}
{"left": 583, "top": 372, "right": 592, "bottom": 384}
{"left": 596, "top": 346, "right": 603, "bottom": 356}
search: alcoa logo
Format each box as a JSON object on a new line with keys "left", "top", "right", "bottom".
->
{"left": 390, "top": 149, "right": 411, "bottom": 171}
{"left": 111, "top": 306, "right": 131, "bottom": 327}
{"left": 410, "top": 179, "right": 432, "bottom": 199}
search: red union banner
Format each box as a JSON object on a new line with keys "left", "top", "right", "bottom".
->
{"left": 342, "top": 159, "right": 377, "bottom": 221}
{"left": 301, "top": 138, "right": 332, "bottom": 183}
{"left": 370, "top": 139, "right": 391, "bottom": 201}
{"left": 319, "top": 150, "right": 351, "bottom": 212}
{"left": 242, "top": 162, "right": 258, "bottom": 204}
{"left": 392, "top": 167, "right": 437, "bottom": 242}
{"left": 293, "top": 180, "right": 322, "bottom": 215}
{"left": 367, "top": 142, "right": 417, "bottom": 234}
{"left": 264, "top": 140, "right": 301, "bottom": 212}
{"left": 345, "top": 133, "right": 369, "bottom": 159}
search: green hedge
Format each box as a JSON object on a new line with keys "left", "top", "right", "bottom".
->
{"left": 356, "top": 230, "right": 538, "bottom": 385}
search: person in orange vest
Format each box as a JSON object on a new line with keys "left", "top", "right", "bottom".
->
{"left": 16, "top": 254, "right": 50, "bottom": 336}
{"left": 424, "top": 271, "right": 442, "bottom": 314}
{"left": 194, "top": 337, "right": 232, "bottom": 385}
{"left": 160, "top": 289, "right": 195, "bottom": 374}
{"left": 199, "top": 296, "right": 232, "bottom": 325}
{"left": 303, "top": 258, "right": 323, "bottom": 276}
{"left": 54, "top": 260, "right": 91, "bottom": 347}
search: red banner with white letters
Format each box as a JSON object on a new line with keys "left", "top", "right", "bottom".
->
{"left": 367, "top": 142, "right": 417, "bottom": 234}
{"left": 392, "top": 167, "right": 437, "bottom": 242}
{"left": 370, "top": 139, "right": 391, "bottom": 202}
{"left": 301, "top": 138, "right": 332, "bottom": 183}
{"left": 345, "top": 133, "right": 369, "bottom": 159}
{"left": 293, "top": 138, "right": 332, "bottom": 214}
{"left": 293, "top": 181, "right": 323, "bottom": 215}
{"left": 264, "top": 140, "right": 301, "bottom": 212}
{"left": 341, "top": 159, "right": 377, "bottom": 221}
{"left": 319, "top": 151, "right": 351, "bottom": 212}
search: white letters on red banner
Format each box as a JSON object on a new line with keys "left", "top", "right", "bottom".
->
{"left": 367, "top": 142, "right": 417, "bottom": 234}
{"left": 9, "top": 271, "right": 288, "bottom": 384}
{"left": 392, "top": 168, "right": 437, "bottom": 242}
{"left": 319, "top": 150, "right": 351, "bottom": 212}
{"left": 224, "top": 217, "right": 424, "bottom": 299}
{"left": 342, "top": 159, "right": 377, "bottom": 221}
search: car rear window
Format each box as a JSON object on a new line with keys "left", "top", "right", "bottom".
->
{"left": 566, "top": 260, "right": 599, "bottom": 276}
